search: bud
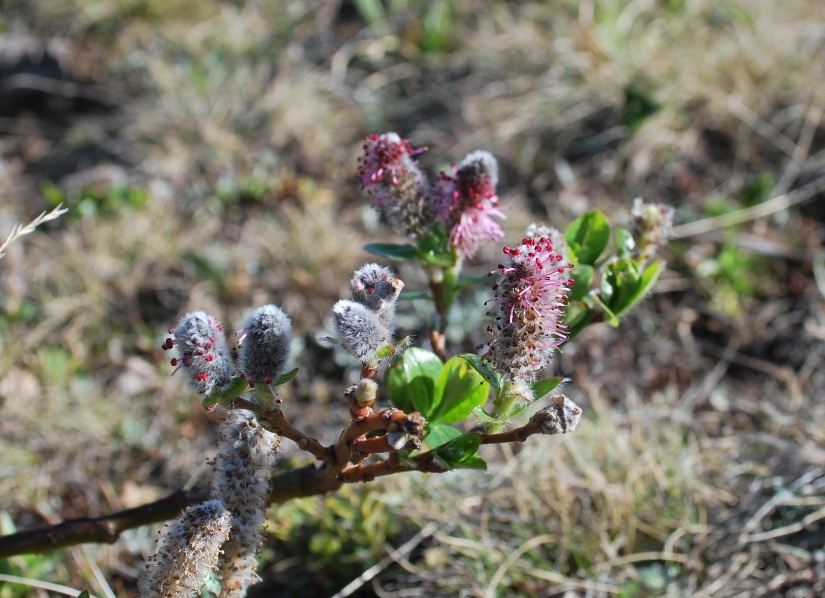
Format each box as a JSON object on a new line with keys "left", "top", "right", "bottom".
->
{"left": 529, "top": 394, "right": 582, "bottom": 435}
{"left": 351, "top": 378, "right": 378, "bottom": 408}
{"left": 630, "top": 198, "right": 674, "bottom": 261}
{"left": 492, "top": 376, "right": 534, "bottom": 417}
{"left": 332, "top": 300, "right": 393, "bottom": 363}
{"left": 237, "top": 304, "right": 292, "bottom": 389}
{"left": 212, "top": 410, "right": 280, "bottom": 597}
{"left": 487, "top": 236, "right": 572, "bottom": 382}
{"left": 435, "top": 150, "right": 505, "bottom": 259}
{"left": 349, "top": 263, "right": 404, "bottom": 327}
{"left": 162, "top": 311, "right": 233, "bottom": 396}
{"left": 358, "top": 133, "right": 434, "bottom": 238}
{"left": 139, "top": 499, "right": 232, "bottom": 597}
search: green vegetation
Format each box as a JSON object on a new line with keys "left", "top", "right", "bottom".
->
{"left": 1, "top": 0, "right": 823, "bottom": 596}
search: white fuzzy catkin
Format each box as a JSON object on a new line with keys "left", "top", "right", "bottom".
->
{"left": 237, "top": 304, "right": 292, "bottom": 385}
{"left": 349, "top": 263, "right": 404, "bottom": 327}
{"left": 333, "top": 299, "right": 393, "bottom": 362}
{"left": 164, "top": 311, "right": 233, "bottom": 396}
{"left": 211, "top": 409, "right": 280, "bottom": 597}
{"left": 138, "top": 500, "right": 232, "bottom": 598}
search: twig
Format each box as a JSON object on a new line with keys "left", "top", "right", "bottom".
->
{"left": 231, "top": 398, "right": 333, "bottom": 464}
{"left": 671, "top": 175, "right": 825, "bottom": 239}
{"left": 742, "top": 506, "right": 825, "bottom": 543}
{"left": 0, "top": 573, "right": 99, "bottom": 598}
{"left": 332, "top": 522, "right": 439, "bottom": 598}
{"left": 0, "top": 204, "right": 69, "bottom": 260}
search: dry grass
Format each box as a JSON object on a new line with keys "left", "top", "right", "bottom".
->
{"left": 1, "top": 0, "right": 824, "bottom": 596}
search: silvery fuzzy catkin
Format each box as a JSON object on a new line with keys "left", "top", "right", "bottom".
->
{"left": 333, "top": 299, "right": 394, "bottom": 363}
{"left": 211, "top": 410, "right": 280, "bottom": 597}
{"left": 237, "top": 304, "right": 292, "bottom": 387}
{"left": 349, "top": 263, "right": 404, "bottom": 327}
{"left": 162, "top": 311, "right": 233, "bottom": 396}
{"left": 138, "top": 499, "right": 232, "bottom": 598}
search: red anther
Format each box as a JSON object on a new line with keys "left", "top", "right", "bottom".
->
{"left": 568, "top": 279, "right": 576, "bottom": 286}
{"left": 205, "top": 354, "right": 214, "bottom": 361}
{"left": 266, "top": 376, "right": 273, "bottom": 385}
{"left": 276, "top": 398, "right": 282, "bottom": 404}
{"left": 168, "top": 328, "right": 174, "bottom": 334}
{"left": 170, "top": 358, "right": 178, "bottom": 366}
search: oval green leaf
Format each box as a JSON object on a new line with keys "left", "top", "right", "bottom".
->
{"left": 530, "top": 376, "right": 565, "bottom": 400}
{"left": 565, "top": 210, "right": 610, "bottom": 266}
{"left": 363, "top": 243, "right": 419, "bottom": 260}
{"left": 458, "top": 353, "right": 502, "bottom": 394}
{"left": 385, "top": 347, "right": 443, "bottom": 416}
{"left": 568, "top": 264, "right": 593, "bottom": 302}
{"left": 431, "top": 356, "right": 490, "bottom": 424}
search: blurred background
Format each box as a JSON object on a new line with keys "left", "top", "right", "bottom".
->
{"left": 1, "top": 0, "right": 824, "bottom": 596}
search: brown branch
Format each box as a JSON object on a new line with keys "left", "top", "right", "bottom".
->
{"left": 0, "top": 397, "right": 580, "bottom": 557}
{"left": 0, "top": 489, "right": 204, "bottom": 558}
{"left": 351, "top": 435, "right": 421, "bottom": 456}
{"left": 0, "top": 466, "right": 345, "bottom": 558}
{"left": 232, "top": 398, "right": 333, "bottom": 464}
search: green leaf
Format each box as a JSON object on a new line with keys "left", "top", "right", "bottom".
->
{"left": 434, "top": 433, "right": 484, "bottom": 469}
{"left": 457, "top": 455, "right": 488, "bottom": 470}
{"left": 202, "top": 376, "right": 249, "bottom": 409}
{"left": 385, "top": 347, "right": 443, "bottom": 416}
{"left": 416, "top": 230, "right": 456, "bottom": 267}
{"left": 431, "top": 356, "right": 490, "bottom": 424}
{"left": 613, "top": 260, "right": 664, "bottom": 318}
{"left": 614, "top": 227, "right": 635, "bottom": 259}
{"left": 561, "top": 300, "right": 594, "bottom": 340}
{"left": 363, "top": 243, "right": 419, "bottom": 260}
{"left": 565, "top": 210, "right": 610, "bottom": 265}
{"left": 568, "top": 265, "right": 593, "bottom": 301}
{"left": 530, "top": 376, "right": 565, "bottom": 400}
{"left": 591, "top": 293, "right": 620, "bottom": 327}
{"left": 273, "top": 367, "right": 299, "bottom": 387}
{"left": 604, "top": 258, "right": 641, "bottom": 315}
{"left": 375, "top": 343, "right": 397, "bottom": 359}
{"left": 458, "top": 353, "right": 502, "bottom": 394}
{"left": 472, "top": 405, "right": 504, "bottom": 424}
{"left": 425, "top": 422, "right": 462, "bottom": 448}
{"left": 77, "top": 592, "right": 91, "bottom": 598}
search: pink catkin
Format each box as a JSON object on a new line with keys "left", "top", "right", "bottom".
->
{"left": 435, "top": 150, "right": 505, "bottom": 259}
{"left": 487, "top": 236, "right": 573, "bottom": 382}
{"left": 358, "top": 133, "right": 433, "bottom": 238}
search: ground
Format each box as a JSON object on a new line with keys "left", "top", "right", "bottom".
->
{"left": 0, "top": 1, "right": 824, "bottom": 596}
